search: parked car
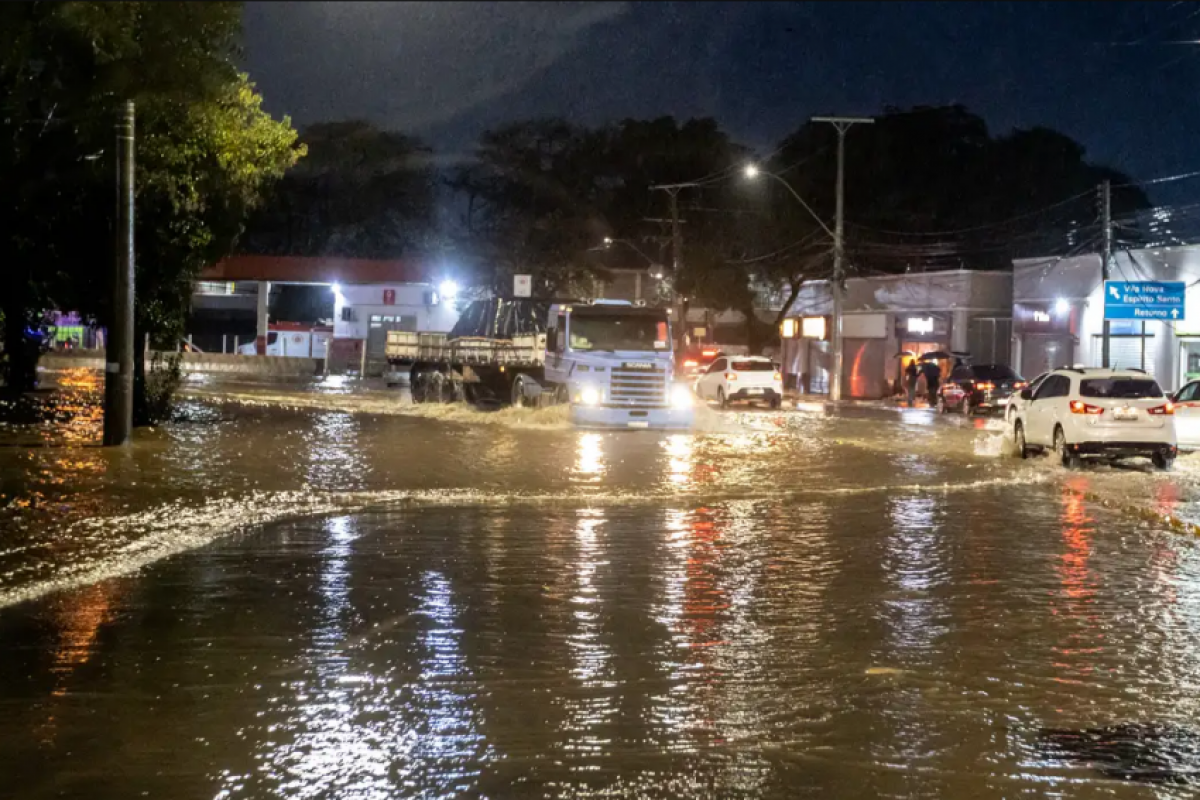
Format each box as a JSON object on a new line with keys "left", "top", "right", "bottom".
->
{"left": 1010, "top": 367, "right": 1177, "bottom": 470}
{"left": 1170, "top": 379, "right": 1200, "bottom": 450}
{"left": 936, "top": 363, "right": 1027, "bottom": 416}
{"left": 694, "top": 355, "right": 783, "bottom": 409}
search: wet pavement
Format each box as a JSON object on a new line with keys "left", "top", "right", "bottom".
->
{"left": 4, "top": 368, "right": 1200, "bottom": 797}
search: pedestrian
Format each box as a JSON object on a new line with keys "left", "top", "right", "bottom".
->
{"left": 922, "top": 359, "right": 942, "bottom": 407}
{"left": 904, "top": 359, "right": 919, "bottom": 407}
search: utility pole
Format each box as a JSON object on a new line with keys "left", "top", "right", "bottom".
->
{"left": 813, "top": 116, "right": 873, "bottom": 403}
{"left": 1100, "top": 178, "right": 1112, "bottom": 369}
{"left": 650, "top": 182, "right": 700, "bottom": 345}
{"left": 104, "top": 100, "right": 135, "bottom": 446}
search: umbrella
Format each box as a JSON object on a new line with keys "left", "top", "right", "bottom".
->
{"left": 919, "top": 350, "right": 953, "bottom": 361}
{"left": 894, "top": 350, "right": 916, "bottom": 358}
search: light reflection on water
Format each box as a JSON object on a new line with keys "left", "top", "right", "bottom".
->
{"left": 2, "top": 490, "right": 1200, "bottom": 796}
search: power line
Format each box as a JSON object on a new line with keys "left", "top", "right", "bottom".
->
{"left": 845, "top": 189, "right": 1095, "bottom": 238}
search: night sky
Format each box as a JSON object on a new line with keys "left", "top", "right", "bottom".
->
{"left": 242, "top": 1, "right": 1200, "bottom": 204}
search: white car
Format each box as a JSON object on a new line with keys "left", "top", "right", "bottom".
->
{"left": 1170, "top": 379, "right": 1200, "bottom": 451}
{"left": 1005, "top": 371, "right": 1050, "bottom": 426}
{"left": 1011, "top": 368, "right": 1177, "bottom": 470}
{"left": 694, "top": 355, "right": 783, "bottom": 409}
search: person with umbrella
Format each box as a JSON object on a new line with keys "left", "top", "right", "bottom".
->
{"left": 901, "top": 354, "right": 920, "bottom": 407}
{"left": 920, "top": 351, "right": 949, "bottom": 407}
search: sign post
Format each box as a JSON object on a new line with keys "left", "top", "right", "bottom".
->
{"left": 514, "top": 274, "right": 532, "bottom": 298}
{"left": 1103, "top": 280, "right": 1186, "bottom": 322}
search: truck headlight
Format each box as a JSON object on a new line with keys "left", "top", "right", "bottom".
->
{"left": 670, "top": 383, "right": 693, "bottom": 409}
{"left": 579, "top": 386, "right": 601, "bottom": 406}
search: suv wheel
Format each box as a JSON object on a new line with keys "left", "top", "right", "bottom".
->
{"left": 1153, "top": 450, "right": 1175, "bottom": 472}
{"left": 1013, "top": 420, "right": 1029, "bottom": 459}
{"left": 1055, "top": 426, "right": 1081, "bottom": 470}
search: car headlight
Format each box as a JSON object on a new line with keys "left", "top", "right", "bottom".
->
{"left": 579, "top": 386, "right": 601, "bottom": 406}
{"left": 670, "top": 383, "right": 693, "bottom": 409}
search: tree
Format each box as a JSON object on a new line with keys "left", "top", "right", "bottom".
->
{"left": 0, "top": 2, "right": 304, "bottom": 403}
{"left": 240, "top": 120, "right": 437, "bottom": 259}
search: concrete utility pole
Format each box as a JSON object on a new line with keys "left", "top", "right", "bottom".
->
{"left": 650, "top": 182, "right": 700, "bottom": 344}
{"left": 103, "top": 100, "right": 135, "bottom": 446}
{"left": 813, "top": 116, "right": 873, "bottom": 403}
{"left": 1100, "top": 178, "right": 1112, "bottom": 369}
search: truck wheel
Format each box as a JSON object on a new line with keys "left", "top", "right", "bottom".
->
{"left": 554, "top": 384, "right": 569, "bottom": 405}
{"left": 410, "top": 370, "right": 427, "bottom": 404}
{"left": 511, "top": 375, "right": 528, "bottom": 408}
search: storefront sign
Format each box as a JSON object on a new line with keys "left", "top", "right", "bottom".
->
{"left": 801, "top": 316, "right": 828, "bottom": 340}
{"left": 906, "top": 317, "right": 934, "bottom": 335}
{"left": 1014, "top": 302, "right": 1072, "bottom": 334}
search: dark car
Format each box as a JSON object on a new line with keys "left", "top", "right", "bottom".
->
{"left": 937, "top": 363, "right": 1027, "bottom": 416}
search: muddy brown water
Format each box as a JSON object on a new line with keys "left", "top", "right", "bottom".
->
{"left": 2, "top": 369, "right": 1200, "bottom": 797}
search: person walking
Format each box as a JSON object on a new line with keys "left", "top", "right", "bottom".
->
{"left": 922, "top": 359, "right": 943, "bottom": 407}
{"left": 904, "top": 360, "right": 920, "bottom": 407}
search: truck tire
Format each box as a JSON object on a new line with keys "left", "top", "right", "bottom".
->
{"left": 511, "top": 375, "right": 529, "bottom": 408}
{"left": 410, "top": 369, "right": 428, "bottom": 404}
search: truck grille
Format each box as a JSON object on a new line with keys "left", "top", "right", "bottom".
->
{"left": 610, "top": 366, "right": 667, "bottom": 408}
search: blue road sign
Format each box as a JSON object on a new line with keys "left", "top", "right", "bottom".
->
{"left": 1104, "top": 280, "right": 1186, "bottom": 321}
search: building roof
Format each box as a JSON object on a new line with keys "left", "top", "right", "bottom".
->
{"left": 200, "top": 255, "right": 432, "bottom": 285}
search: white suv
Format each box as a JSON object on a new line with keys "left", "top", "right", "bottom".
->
{"left": 1010, "top": 368, "right": 1177, "bottom": 470}
{"left": 694, "top": 355, "right": 783, "bottom": 409}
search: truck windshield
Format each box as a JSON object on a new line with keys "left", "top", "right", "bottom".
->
{"left": 569, "top": 315, "right": 669, "bottom": 352}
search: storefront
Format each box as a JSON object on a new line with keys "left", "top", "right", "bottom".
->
{"left": 1013, "top": 246, "right": 1200, "bottom": 390}
{"left": 779, "top": 270, "right": 1013, "bottom": 399}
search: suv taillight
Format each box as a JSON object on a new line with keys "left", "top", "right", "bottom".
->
{"left": 1148, "top": 403, "right": 1175, "bottom": 416}
{"left": 725, "top": 372, "right": 737, "bottom": 381}
{"left": 976, "top": 381, "right": 994, "bottom": 391}
{"left": 773, "top": 371, "right": 782, "bottom": 382}
{"left": 1069, "top": 400, "right": 1104, "bottom": 415}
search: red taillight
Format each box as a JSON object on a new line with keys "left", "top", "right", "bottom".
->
{"left": 773, "top": 371, "right": 782, "bottom": 382}
{"left": 725, "top": 372, "right": 737, "bottom": 381}
{"left": 976, "top": 381, "right": 995, "bottom": 391}
{"left": 1013, "top": 381, "right": 1027, "bottom": 389}
{"left": 1148, "top": 403, "right": 1175, "bottom": 416}
{"left": 683, "top": 359, "right": 697, "bottom": 367}
{"left": 1069, "top": 400, "right": 1104, "bottom": 415}
{"left": 702, "top": 349, "right": 718, "bottom": 357}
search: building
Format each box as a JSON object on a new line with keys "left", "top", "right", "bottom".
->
{"left": 192, "top": 255, "right": 459, "bottom": 374}
{"left": 779, "top": 270, "right": 1013, "bottom": 399}
{"left": 1012, "top": 245, "right": 1200, "bottom": 389}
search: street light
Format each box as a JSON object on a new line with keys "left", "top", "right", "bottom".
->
{"left": 742, "top": 164, "right": 833, "bottom": 238}
{"left": 743, "top": 163, "right": 760, "bottom": 180}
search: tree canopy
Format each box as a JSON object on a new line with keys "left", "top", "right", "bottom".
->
{"left": 0, "top": 1, "right": 303, "bottom": 393}
{"left": 240, "top": 120, "right": 437, "bottom": 259}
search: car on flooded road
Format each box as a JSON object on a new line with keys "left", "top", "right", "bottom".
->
{"left": 936, "top": 363, "right": 1027, "bottom": 416}
{"left": 1005, "top": 370, "right": 1050, "bottom": 426}
{"left": 1170, "top": 379, "right": 1200, "bottom": 451}
{"left": 1010, "top": 367, "right": 1177, "bottom": 470}
{"left": 694, "top": 355, "right": 783, "bottom": 409}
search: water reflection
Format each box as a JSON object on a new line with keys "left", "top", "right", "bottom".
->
{"left": 302, "top": 412, "right": 368, "bottom": 491}
{"left": 572, "top": 433, "right": 607, "bottom": 483}
{"left": 560, "top": 508, "right": 617, "bottom": 763}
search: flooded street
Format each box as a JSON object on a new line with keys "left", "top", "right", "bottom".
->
{"left": 4, "top": 369, "right": 1200, "bottom": 796}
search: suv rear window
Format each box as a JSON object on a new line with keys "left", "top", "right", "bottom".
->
{"left": 972, "top": 365, "right": 1021, "bottom": 381}
{"left": 732, "top": 361, "right": 776, "bottom": 372}
{"left": 1079, "top": 378, "right": 1164, "bottom": 399}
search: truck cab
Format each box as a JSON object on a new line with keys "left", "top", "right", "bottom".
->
{"left": 543, "top": 300, "right": 693, "bottom": 429}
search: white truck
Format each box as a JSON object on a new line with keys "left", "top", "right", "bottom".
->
{"left": 387, "top": 298, "right": 693, "bottom": 429}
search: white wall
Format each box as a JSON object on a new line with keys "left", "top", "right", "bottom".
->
{"left": 1014, "top": 245, "right": 1200, "bottom": 388}
{"left": 332, "top": 283, "right": 460, "bottom": 339}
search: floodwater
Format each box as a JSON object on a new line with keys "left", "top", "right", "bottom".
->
{"left": 3, "top": 368, "right": 1200, "bottom": 797}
